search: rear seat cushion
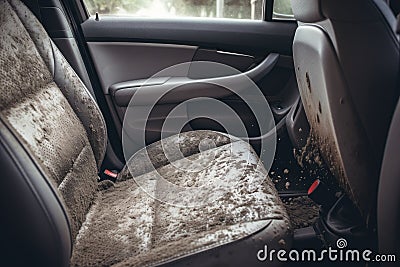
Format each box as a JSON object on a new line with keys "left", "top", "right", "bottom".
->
{"left": 118, "top": 130, "right": 239, "bottom": 181}
{"left": 71, "top": 134, "right": 291, "bottom": 267}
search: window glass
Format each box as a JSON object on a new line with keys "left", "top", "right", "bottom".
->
{"left": 273, "top": 0, "right": 294, "bottom": 19}
{"left": 84, "top": 0, "right": 263, "bottom": 20}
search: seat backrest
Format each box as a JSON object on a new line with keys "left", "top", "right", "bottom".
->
{"left": 291, "top": 0, "right": 399, "bottom": 221}
{"left": 378, "top": 98, "right": 400, "bottom": 265}
{"left": 0, "top": 0, "right": 107, "bottom": 265}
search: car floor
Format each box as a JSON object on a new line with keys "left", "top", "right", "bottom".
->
{"left": 282, "top": 196, "right": 320, "bottom": 229}
{"left": 269, "top": 132, "right": 309, "bottom": 193}
{"left": 268, "top": 130, "right": 338, "bottom": 230}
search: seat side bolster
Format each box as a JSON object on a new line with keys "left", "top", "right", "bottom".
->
{"left": 0, "top": 120, "right": 71, "bottom": 267}
{"left": 51, "top": 41, "right": 107, "bottom": 168}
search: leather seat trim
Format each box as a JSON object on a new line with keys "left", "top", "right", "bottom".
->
{"left": 123, "top": 220, "right": 272, "bottom": 267}
{"left": 0, "top": 117, "right": 72, "bottom": 262}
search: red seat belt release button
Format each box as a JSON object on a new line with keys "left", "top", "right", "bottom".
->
{"left": 104, "top": 169, "right": 118, "bottom": 179}
{"left": 99, "top": 169, "right": 118, "bottom": 182}
{"left": 308, "top": 179, "right": 337, "bottom": 210}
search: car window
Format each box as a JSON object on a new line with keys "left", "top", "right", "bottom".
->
{"left": 84, "top": 0, "right": 264, "bottom": 20}
{"left": 273, "top": 0, "right": 294, "bottom": 20}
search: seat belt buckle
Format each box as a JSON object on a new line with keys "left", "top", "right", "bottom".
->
{"left": 308, "top": 179, "right": 337, "bottom": 211}
{"left": 99, "top": 169, "right": 118, "bottom": 183}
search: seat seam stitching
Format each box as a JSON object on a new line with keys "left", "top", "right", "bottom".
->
{"left": 58, "top": 143, "right": 89, "bottom": 190}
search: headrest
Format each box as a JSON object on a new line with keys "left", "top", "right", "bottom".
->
{"left": 291, "top": 0, "right": 325, "bottom": 23}
{"left": 291, "top": 0, "right": 396, "bottom": 25}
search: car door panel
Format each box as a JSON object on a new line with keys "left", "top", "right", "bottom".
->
{"left": 109, "top": 53, "right": 279, "bottom": 106}
{"left": 82, "top": 17, "right": 296, "bottom": 56}
{"left": 87, "top": 42, "right": 198, "bottom": 94}
{"left": 192, "top": 48, "right": 256, "bottom": 72}
{"left": 81, "top": 16, "right": 298, "bottom": 155}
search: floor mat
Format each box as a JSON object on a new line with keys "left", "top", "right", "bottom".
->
{"left": 282, "top": 196, "right": 320, "bottom": 229}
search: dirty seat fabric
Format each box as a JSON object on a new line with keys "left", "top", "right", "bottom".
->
{"left": 0, "top": 0, "right": 292, "bottom": 266}
{"left": 72, "top": 133, "right": 291, "bottom": 266}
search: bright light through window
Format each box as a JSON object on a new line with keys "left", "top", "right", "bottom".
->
{"left": 84, "top": 0, "right": 264, "bottom": 20}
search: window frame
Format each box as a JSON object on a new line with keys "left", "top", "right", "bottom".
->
{"left": 76, "top": 0, "right": 283, "bottom": 22}
{"left": 76, "top": 0, "right": 295, "bottom": 23}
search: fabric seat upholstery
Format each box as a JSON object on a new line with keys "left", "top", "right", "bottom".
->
{"left": 0, "top": 0, "right": 291, "bottom": 266}
{"left": 72, "top": 132, "right": 289, "bottom": 266}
